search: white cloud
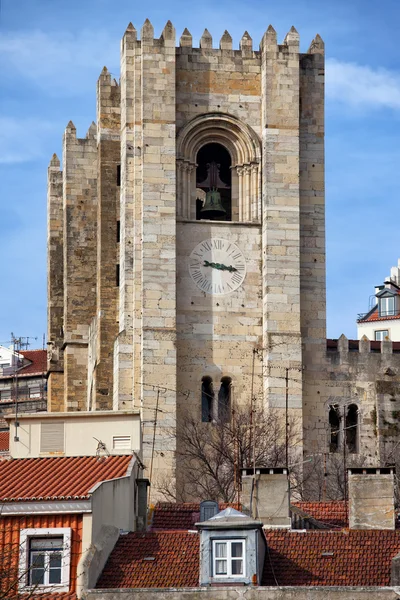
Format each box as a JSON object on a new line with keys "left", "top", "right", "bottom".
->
{"left": 0, "top": 117, "right": 55, "bottom": 164}
{"left": 326, "top": 58, "right": 400, "bottom": 110}
{"left": 0, "top": 29, "right": 119, "bottom": 95}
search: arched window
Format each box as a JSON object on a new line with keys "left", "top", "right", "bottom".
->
{"left": 346, "top": 404, "right": 359, "bottom": 454}
{"left": 176, "top": 113, "right": 261, "bottom": 222}
{"left": 201, "top": 376, "right": 214, "bottom": 423}
{"left": 329, "top": 405, "right": 340, "bottom": 453}
{"left": 196, "top": 143, "right": 232, "bottom": 221}
{"left": 218, "top": 376, "right": 232, "bottom": 423}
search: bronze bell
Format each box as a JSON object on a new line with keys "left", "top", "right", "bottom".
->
{"left": 200, "top": 188, "right": 226, "bottom": 220}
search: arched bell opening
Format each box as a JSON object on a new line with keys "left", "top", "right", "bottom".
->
{"left": 195, "top": 143, "right": 232, "bottom": 221}
{"left": 176, "top": 113, "right": 261, "bottom": 222}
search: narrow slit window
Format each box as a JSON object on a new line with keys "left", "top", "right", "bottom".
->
{"left": 117, "top": 165, "right": 121, "bottom": 187}
{"left": 201, "top": 376, "right": 214, "bottom": 422}
{"left": 117, "top": 220, "right": 121, "bottom": 243}
{"left": 218, "top": 376, "right": 232, "bottom": 423}
{"left": 329, "top": 405, "right": 340, "bottom": 453}
{"left": 346, "top": 404, "right": 359, "bottom": 454}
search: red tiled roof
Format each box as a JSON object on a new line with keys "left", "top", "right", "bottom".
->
{"left": 0, "top": 430, "right": 9, "bottom": 452}
{"left": 21, "top": 595, "right": 77, "bottom": 600}
{"left": 19, "top": 595, "right": 77, "bottom": 600}
{"left": 98, "top": 526, "right": 400, "bottom": 589}
{"left": 293, "top": 501, "right": 348, "bottom": 528}
{"left": 97, "top": 531, "right": 200, "bottom": 589}
{"left": 359, "top": 306, "right": 400, "bottom": 323}
{"left": 262, "top": 529, "right": 400, "bottom": 586}
{"left": 151, "top": 502, "right": 239, "bottom": 530}
{"left": 19, "top": 349, "right": 47, "bottom": 375}
{"left": 0, "top": 454, "right": 132, "bottom": 502}
{"left": 0, "top": 349, "right": 47, "bottom": 380}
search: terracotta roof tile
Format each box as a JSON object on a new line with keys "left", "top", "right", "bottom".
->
{"left": 98, "top": 526, "right": 400, "bottom": 589}
{"left": 0, "top": 454, "right": 132, "bottom": 502}
{"left": 0, "top": 430, "right": 9, "bottom": 452}
{"left": 97, "top": 531, "right": 200, "bottom": 589}
{"left": 151, "top": 502, "right": 239, "bottom": 530}
{"left": 262, "top": 529, "right": 400, "bottom": 586}
{"left": 0, "top": 349, "right": 47, "bottom": 380}
{"left": 17, "top": 593, "right": 77, "bottom": 600}
{"left": 360, "top": 306, "right": 400, "bottom": 323}
{"left": 293, "top": 501, "right": 348, "bottom": 528}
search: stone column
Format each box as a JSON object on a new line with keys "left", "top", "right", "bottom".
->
{"left": 63, "top": 121, "right": 98, "bottom": 411}
{"left": 139, "top": 20, "right": 177, "bottom": 496}
{"left": 95, "top": 67, "right": 121, "bottom": 410}
{"left": 47, "top": 153, "right": 64, "bottom": 411}
{"left": 113, "top": 23, "right": 137, "bottom": 410}
{"left": 260, "top": 26, "right": 302, "bottom": 420}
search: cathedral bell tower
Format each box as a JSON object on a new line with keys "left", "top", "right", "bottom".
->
{"left": 47, "top": 21, "right": 325, "bottom": 499}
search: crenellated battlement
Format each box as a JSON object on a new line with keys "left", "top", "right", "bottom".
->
{"left": 327, "top": 335, "right": 400, "bottom": 357}
{"left": 119, "top": 19, "right": 323, "bottom": 57}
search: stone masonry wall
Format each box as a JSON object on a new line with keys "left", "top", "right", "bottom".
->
{"left": 304, "top": 337, "right": 400, "bottom": 466}
{"left": 176, "top": 221, "right": 263, "bottom": 450}
{"left": 62, "top": 121, "right": 98, "bottom": 411}
{"left": 95, "top": 68, "right": 121, "bottom": 410}
{"left": 261, "top": 27, "right": 303, "bottom": 425}
{"left": 47, "top": 153, "right": 64, "bottom": 410}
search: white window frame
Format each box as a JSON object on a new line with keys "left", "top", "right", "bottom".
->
{"left": 212, "top": 539, "right": 245, "bottom": 578}
{"left": 19, "top": 528, "right": 71, "bottom": 593}
{"left": 379, "top": 296, "right": 396, "bottom": 317}
{"left": 375, "top": 329, "right": 390, "bottom": 341}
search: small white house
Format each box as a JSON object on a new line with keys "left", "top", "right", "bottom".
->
{"left": 357, "top": 259, "right": 400, "bottom": 341}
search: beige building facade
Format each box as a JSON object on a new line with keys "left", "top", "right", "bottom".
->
{"left": 46, "top": 19, "right": 400, "bottom": 497}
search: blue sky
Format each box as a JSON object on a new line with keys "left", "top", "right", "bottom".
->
{"left": 1, "top": 0, "right": 400, "bottom": 346}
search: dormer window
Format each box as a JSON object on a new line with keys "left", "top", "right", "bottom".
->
{"left": 197, "top": 507, "right": 265, "bottom": 586}
{"left": 213, "top": 540, "right": 245, "bottom": 577}
{"left": 379, "top": 296, "right": 396, "bottom": 317}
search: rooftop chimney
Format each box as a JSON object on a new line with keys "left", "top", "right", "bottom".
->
{"left": 348, "top": 467, "right": 395, "bottom": 530}
{"left": 241, "top": 467, "right": 290, "bottom": 528}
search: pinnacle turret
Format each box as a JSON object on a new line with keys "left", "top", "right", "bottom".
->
{"left": 180, "top": 28, "right": 192, "bottom": 47}
{"left": 141, "top": 18, "right": 154, "bottom": 41}
{"left": 161, "top": 20, "right": 175, "bottom": 42}
{"left": 49, "top": 153, "right": 60, "bottom": 169}
{"left": 240, "top": 31, "right": 253, "bottom": 53}
{"left": 220, "top": 30, "right": 232, "bottom": 50}
{"left": 308, "top": 33, "right": 324, "bottom": 54}
{"left": 200, "top": 28, "right": 212, "bottom": 49}
{"left": 86, "top": 121, "right": 97, "bottom": 139}
{"left": 284, "top": 25, "right": 299, "bottom": 47}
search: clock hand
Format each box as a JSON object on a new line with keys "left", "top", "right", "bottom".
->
{"left": 203, "top": 260, "right": 238, "bottom": 272}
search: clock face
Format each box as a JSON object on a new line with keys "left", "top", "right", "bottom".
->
{"left": 188, "top": 238, "right": 246, "bottom": 296}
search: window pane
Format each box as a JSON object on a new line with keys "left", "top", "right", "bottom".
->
{"left": 30, "top": 568, "right": 45, "bottom": 585}
{"left": 31, "top": 537, "right": 63, "bottom": 550}
{"left": 231, "top": 542, "right": 243, "bottom": 558}
{"left": 231, "top": 559, "right": 243, "bottom": 575}
{"left": 30, "top": 552, "right": 45, "bottom": 568}
{"left": 215, "top": 559, "right": 227, "bottom": 574}
{"left": 49, "top": 567, "right": 62, "bottom": 584}
{"left": 49, "top": 553, "right": 62, "bottom": 568}
{"left": 215, "top": 542, "right": 227, "bottom": 558}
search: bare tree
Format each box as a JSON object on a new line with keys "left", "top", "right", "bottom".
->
{"left": 156, "top": 407, "right": 302, "bottom": 502}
